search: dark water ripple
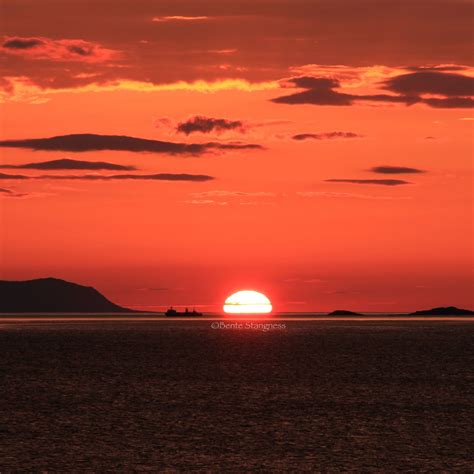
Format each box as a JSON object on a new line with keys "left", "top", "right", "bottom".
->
{"left": 1, "top": 320, "right": 473, "bottom": 471}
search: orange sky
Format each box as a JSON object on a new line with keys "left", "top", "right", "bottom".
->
{"left": 0, "top": 0, "right": 473, "bottom": 312}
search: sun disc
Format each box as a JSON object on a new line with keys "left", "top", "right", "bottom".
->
{"left": 223, "top": 290, "right": 272, "bottom": 314}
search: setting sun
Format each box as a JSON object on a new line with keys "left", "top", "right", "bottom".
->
{"left": 223, "top": 290, "right": 272, "bottom": 314}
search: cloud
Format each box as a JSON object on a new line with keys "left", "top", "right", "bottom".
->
{"left": 0, "top": 158, "right": 136, "bottom": 171}
{"left": 292, "top": 131, "right": 363, "bottom": 141}
{"left": 187, "top": 190, "right": 276, "bottom": 206}
{"left": 1, "top": 36, "right": 118, "bottom": 63}
{"left": 0, "top": 77, "right": 279, "bottom": 104}
{"left": 3, "top": 38, "right": 44, "bottom": 49}
{"left": 421, "top": 97, "right": 474, "bottom": 108}
{"left": 207, "top": 49, "right": 237, "bottom": 55}
{"left": 272, "top": 77, "right": 354, "bottom": 105}
{"left": 0, "top": 172, "right": 214, "bottom": 182}
{"left": 369, "top": 166, "right": 425, "bottom": 174}
{"left": 297, "top": 191, "right": 410, "bottom": 200}
{"left": 405, "top": 65, "right": 470, "bottom": 73}
{"left": 382, "top": 71, "right": 474, "bottom": 97}
{"left": 191, "top": 190, "right": 276, "bottom": 198}
{"left": 156, "top": 116, "right": 290, "bottom": 138}
{"left": 0, "top": 172, "right": 28, "bottom": 180}
{"left": 325, "top": 179, "right": 411, "bottom": 186}
{"left": 272, "top": 70, "right": 474, "bottom": 109}
{"left": 152, "top": 16, "right": 210, "bottom": 22}
{"left": 272, "top": 75, "right": 413, "bottom": 106}
{"left": 239, "top": 201, "right": 275, "bottom": 206}
{"left": 0, "top": 187, "right": 33, "bottom": 198}
{"left": 0, "top": 134, "right": 262, "bottom": 154}
{"left": 176, "top": 116, "right": 245, "bottom": 135}
{"left": 184, "top": 199, "right": 228, "bottom": 205}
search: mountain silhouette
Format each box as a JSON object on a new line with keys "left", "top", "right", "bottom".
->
{"left": 409, "top": 306, "right": 473, "bottom": 316}
{"left": 0, "top": 278, "right": 135, "bottom": 313}
{"left": 327, "top": 310, "right": 363, "bottom": 316}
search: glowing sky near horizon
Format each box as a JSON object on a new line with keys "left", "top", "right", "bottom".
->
{"left": 0, "top": 0, "right": 472, "bottom": 312}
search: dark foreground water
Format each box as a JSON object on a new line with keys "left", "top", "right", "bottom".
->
{"left": 1, "top": 319, "right": 473, "bottom": 471}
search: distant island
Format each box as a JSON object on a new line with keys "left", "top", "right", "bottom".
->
{"left": 0, "top": 277, "right": 136, "bottom": 313}
{"left": 327, "top": 310, "right": 362, "bottom": 316}
{"left": 409, "top": 306, "right": 474, "bottom": 316}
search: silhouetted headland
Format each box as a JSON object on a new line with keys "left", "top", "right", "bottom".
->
{"left": 409, "top": 306, "right": 474, "bottom": 316}
{"left": 0, "top": 277, "right": 136, "bottom": 313}
{"left": 327, "top": 310, "right": 363, "bottom": 316}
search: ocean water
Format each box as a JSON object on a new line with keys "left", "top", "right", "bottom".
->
{"left": 1, "top": 318, "right": 473, "bottom": 471}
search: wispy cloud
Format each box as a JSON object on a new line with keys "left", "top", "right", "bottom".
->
{"left": 152, "top": 16, "right": 210, "bottom": 22}
{"left": 155, "top": 116, "right": 290, "bottom": 138}
{"left": 183, "top": 199, "right": 228, "bottom": 205}
{"left": 190, "top": 190, "right": 276, "bottom": 198}
{"left": 176, "top": 116, "right": 245, "bottom": 135}
{"left": 207, "top": 49, "right": 237, "bottom": 54}
{"left": 292, "top": 132, "right": 363, "bottom": 141}
{"left": 297, "top": 191, "right": 410, "bottom": 200}
{"left": 0, "top": 187, "right": 46, "bottom": 199}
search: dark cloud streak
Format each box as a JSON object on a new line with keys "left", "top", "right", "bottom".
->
{"left": 370, "top": 166, "right": 425, "bottom": 174}
{"left": 293, "top": 132, "right": 363, "bottom": 141}
{"left": 0, "top": 173, "right": 28, "bottom": 180}
{"left": 382, "top": 71, "right": 474, "bottom": 97}
{"left": 0, "top": 172, "right": 214, "bottom": 182}
{"left": 0, "top": 158, "right": 136, "bottom": 171}
{"left": 3, "top": 37, "right": 44, "bottom": 49}
{"left": 325, "top": 179, "right": 411, "bottom": 186}
{"left": 0, "top": 134, "right": 262, "bottom": 154}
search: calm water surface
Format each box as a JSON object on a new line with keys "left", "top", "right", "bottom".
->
{"left": 1, "top": 319, "right": 473, "bottom": 471}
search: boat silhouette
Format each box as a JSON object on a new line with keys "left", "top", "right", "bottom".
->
{"left": 165, "top": 307, "right": 203, "bottom": 317}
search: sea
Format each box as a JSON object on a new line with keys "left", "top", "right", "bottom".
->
{"left": 1, "top": 316, "right": 473, "bottom": 471}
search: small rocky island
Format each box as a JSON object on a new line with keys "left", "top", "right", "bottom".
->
{"left": 409, "top": 306, "right": 474, "bottom": 316}
{"left": 327, "top": 310, "right": 363, "bottom": 316}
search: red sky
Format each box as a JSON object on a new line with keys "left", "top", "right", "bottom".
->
{"left": 0, "top": 0, "right": 473, "bottom": 312}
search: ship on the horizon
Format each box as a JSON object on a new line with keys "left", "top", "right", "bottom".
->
{"left": 165, "top": 306, "right": 203, "bottom": 317}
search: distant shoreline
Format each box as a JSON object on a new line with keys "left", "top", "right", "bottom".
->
{"left": 1, "top": 313, "right": 473, "bottom": 320}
